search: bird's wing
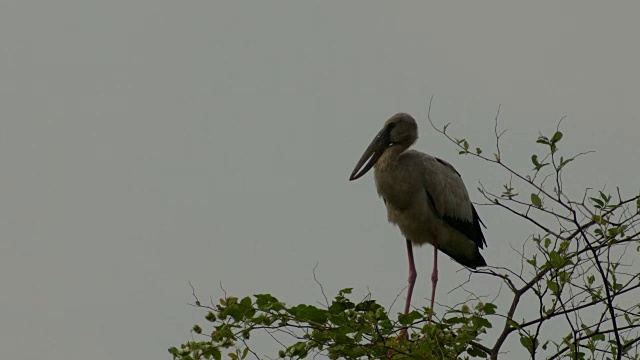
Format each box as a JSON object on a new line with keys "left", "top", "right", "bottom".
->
{"left": 418, "top": 154, "right": 487, "bottom": 249}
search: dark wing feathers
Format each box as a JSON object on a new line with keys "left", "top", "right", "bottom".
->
{"left": 443, "top": 213, "right": 484, "bottom": 249}
{"left": 438, "top": 244, "right": 485, "bottom": 268}
{"left": 426, "top": 191, "right": 487, "bottom": 250}
{"left": 426, "top": 192, "right": 438, "bottom": 214}
{"left": 428, "top": 157, "right": 487, "bottom": 250}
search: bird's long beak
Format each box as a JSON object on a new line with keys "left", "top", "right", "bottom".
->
{"left": 349, "top": 126, "right": 390, "bottom": 181}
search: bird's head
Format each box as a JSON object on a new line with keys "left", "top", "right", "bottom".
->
{"left": 349, "top": 113, "right": 418, "bottom": 181}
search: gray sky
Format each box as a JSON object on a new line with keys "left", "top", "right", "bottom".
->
{"left": 1, "top": 2, "right": 639, "bottom": 359}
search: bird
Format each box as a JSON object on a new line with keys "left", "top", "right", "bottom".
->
{"left": 349, "top": 112, "right": 487, "bottom": 323}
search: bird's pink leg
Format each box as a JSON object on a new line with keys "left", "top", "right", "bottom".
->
{"left": 397, "top": 239, "right": 417, "bottom": 339}
{"left": 404, "top": 239, "right": 417, "bottom": 316}
{"left": 429, "top": 243, "right": 439, "bottom": 324}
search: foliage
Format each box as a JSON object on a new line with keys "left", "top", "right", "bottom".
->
{"left": 171, "top": 100, "right": 640, "bottom": 359}
{"left": 170, "top": 288, "right": 493, "bottom": 360}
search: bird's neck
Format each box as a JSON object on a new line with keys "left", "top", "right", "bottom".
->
{"left": 375, "top": 145, "right": 408, "bottom": 172}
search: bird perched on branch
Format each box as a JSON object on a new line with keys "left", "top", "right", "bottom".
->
{"left": 349, "top": 113, "right": 487, "bottom": 322}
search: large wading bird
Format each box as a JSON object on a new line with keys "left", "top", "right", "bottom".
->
{"left": 349, "top": 113, "right": 487, "bottom": 322}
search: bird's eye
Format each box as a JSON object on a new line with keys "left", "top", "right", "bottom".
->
{"left": 385, "top": 123, "right": 396, "bottom": 145}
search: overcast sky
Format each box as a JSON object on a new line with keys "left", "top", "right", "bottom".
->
{"left": 1, "top": 2, "right": 639, "bottom": 359}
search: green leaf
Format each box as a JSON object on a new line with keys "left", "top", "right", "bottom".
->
{"left": 607, "top": 225, "right": 627, "bottom": 239}
{"left": 255, "top": 294, "right": 276, "bottom": 308}
{"left": 551, "top": 131, "right": 563, "bottom": 143}
{"left": 612, "top": 282, "right": 623, "bottom": 291}
{"left": 242, "top": 347, "right": 249, "bottom": 359}
{"left": 205, "top": 312, "right": 216, "bottom": 322}
{"left": 558, "top": 240, "right": 569, "bottom": 254}
{"left": 531, "top": 154, "right": 539, "bottom": 166}
{"left": 168, "top": 347, "right": 180, "bottom": 356}
{"left": 558, "top": 157, "right": 573, "bottom": 170}
{"left": 483, "top": 303, "right": 497, "bottom": 315}
{"left": 531, "top": 154, "right": 550, "bottom": 171}
{"left": 444, "top": 316, "right": 468, "bottom": 325}
{"left": 549, "top": 251, "right": 562, "bottom": 267}
{"left": 520, "top": 335, "right": 538, "bottom": 355}
{"left": 547, "top": 280, "right": 560, "bottom": 295}
{"left": 212, "top": 348, "right": 222, "bottom": 360}
{"left": 226, "top": 296, "right": 238, "bottom": 306}
{"left": 289, "top": 304, "right": 328, "bottom": 324}
{"left": 544, "top": 238, "right": 551, "bottom": 249}
{"left": 472, "top": 316, "right": 493, "bottom": 329}
{"left": 531, "top": 193, "right": 542, "bottom": 208}
{"left": 599, "top": 191, "right": 609, "bottom": 202}
{"left": 590, "top": 197, "right": 605, "bottom": 208}
{"left": 507, "top": 319, "right": 522, "bottom": 330}
{"left": 548, "top": 250, "right": 573, "bottom": 269}
{"left": 354, "top": 300, "right": 380, "bottom": 312}
{"left": 463, "top": 140, "right": 469, "bottom": 151}
{"left": 240, "top": 296, "right": 252, "bottom": 308}
{"left": 398, "top": 310, "right": 422, "bottom": 325}
{"left": 329, "top": 298, "right": 355, "bottom": 314}
{"left": 467, "top": 346, "right": 488, "bottom": 358}
{"left": 476, "top": 147, "right": 482, "bottom": 154}
{"left": 537, "top": 136, "right": 550, "bottom": 145}
{"left": 254, "top": 294, "right": 284, "bottom": 312}
{"left": 558, "top": 271, "right": 570, "bottom": 285}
